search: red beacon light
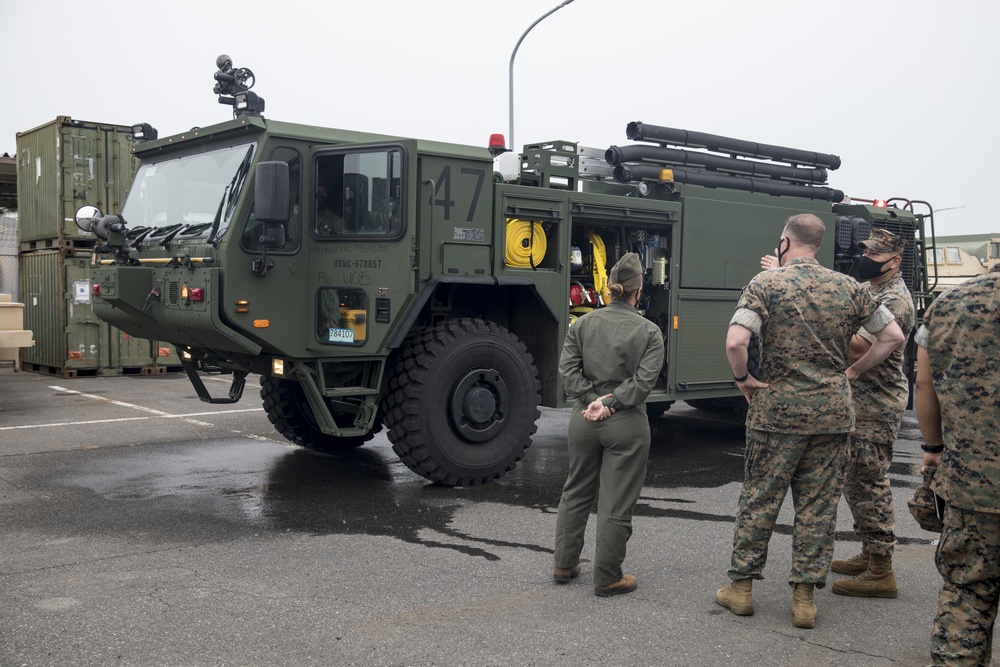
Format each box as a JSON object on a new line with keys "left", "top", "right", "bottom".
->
{"left": 488, "top": 133, "right": 509, "bottom": 158}
{"left": 874, "top": 199, "right": 887, "bottom": 208}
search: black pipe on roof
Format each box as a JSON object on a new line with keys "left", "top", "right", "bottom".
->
{"left": 613, "top": 163, "right": 845, "bottom": 203}
{"left": 625, "top": 122, "right": 842, "bottom": 170}
{"left": 605, "top": 144, "right": 829, "bottom": 184}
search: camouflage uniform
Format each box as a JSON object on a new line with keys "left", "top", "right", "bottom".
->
{"left": 555, "top": 293, "right": 664, "bottom": 587}
{"left": 844, "top": 270, "right": 915, "bottom": 557}
{"left": 915, "top": 272, "right": 1000, "bottom": 666}
{"left": 728, "top": 257, "right": 894, "bottom": 587}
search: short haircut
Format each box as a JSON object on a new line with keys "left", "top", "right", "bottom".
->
{"left": 784, "top": 213, "right": 825, "bottom": 250}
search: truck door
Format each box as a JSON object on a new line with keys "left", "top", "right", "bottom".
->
{"left": 307, "top": 145, "right": 411, "bottom": 353}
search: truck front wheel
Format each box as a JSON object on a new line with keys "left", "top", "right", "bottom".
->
{"left": 382, "top": 319, "right": 541, "bottom": 485}
{"left": 260, "top": 377, "right": 380, "bottom": 451}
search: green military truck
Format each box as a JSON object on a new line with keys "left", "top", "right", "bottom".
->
{"left": 78, "top": 56, "right": 933, "bottom": 485}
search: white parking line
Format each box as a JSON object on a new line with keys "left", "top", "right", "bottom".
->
{"left": 0, "top": 408, "right": 266, "bottom": 432}
{"left": 50, "top": 385, "right": 172, "bottom": 416}
{"left": 0, "top": 386, "right": 266, "bottom": 432}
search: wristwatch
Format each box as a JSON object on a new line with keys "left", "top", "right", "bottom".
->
{"left": 920, "top": 444, "right": 944, "bottom": 454}
{"left": 733, "top": 373, "right": 749, "bottom": 383}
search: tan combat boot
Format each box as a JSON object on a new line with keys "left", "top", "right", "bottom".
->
{"left": 832, "top": 555, "right": 898, "bottom": 598}
{"left": 716, "top": 578, "right": 754, "bottom": 616}
{"left": 792, "top": 583, "right": 817, "bottom": 629}
{"left": 830, "top": 549, "right": 871, "bottom": 575}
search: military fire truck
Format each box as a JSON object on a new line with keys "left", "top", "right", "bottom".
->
{"left": 77, "top": 56, "right": 933, "bottom": 485}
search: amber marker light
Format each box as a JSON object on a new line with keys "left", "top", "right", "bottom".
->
{"left": 673, "top": 316, "right": 679, "bottom": 330}
{"left": 180, "top": 284, "right": 189, "bottom": 300}
{"left": 659, "top": 169, "right": 675, "bottom": 182}
{"left": 235, "top": 299, "right": 249, "bottom": 314}
{"left": 253, "top": 320, "right": 270, "bottom": 328}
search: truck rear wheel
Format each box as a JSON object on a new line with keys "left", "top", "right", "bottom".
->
{"left": 260, "top": 376, "right": 380, "bottom": 451}
{"left": 382, "top": 318, "right": 541, "bottom": 486}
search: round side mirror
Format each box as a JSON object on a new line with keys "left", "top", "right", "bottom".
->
{"left": 75, "top": 205, "right": 103, "bottom": 233}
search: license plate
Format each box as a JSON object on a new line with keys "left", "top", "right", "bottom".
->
{"left": 327, "top": 328, "right": 355, "bottom": 344}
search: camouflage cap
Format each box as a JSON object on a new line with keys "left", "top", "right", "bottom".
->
{"left": 610, "top": 252, "right": 643, "bottom": 284}
{"left": 907, "top": 465, "right": 943, "bottom": 533}
{"left": 859, "top": 227, "right": 906, "bottom": 255}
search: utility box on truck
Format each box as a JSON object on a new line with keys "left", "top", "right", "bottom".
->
{"left": 77, "top": 55, "right": 934, "bottom": 485}
{"left": 15, "top": 117, "right": 135, "bottom": 250}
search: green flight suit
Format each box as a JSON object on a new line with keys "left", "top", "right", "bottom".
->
{"left": 554, "top": 298, "right": 665, "bottom": 587}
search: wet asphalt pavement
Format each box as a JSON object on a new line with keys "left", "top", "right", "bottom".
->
{"left": 0, "top": 367, "right": 978, "bottom": 666}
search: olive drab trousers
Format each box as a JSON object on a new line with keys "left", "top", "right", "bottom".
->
{"left": 554, "top": 408, "right": 650, "bottom": 587}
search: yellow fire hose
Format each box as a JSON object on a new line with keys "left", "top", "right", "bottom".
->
{"left": 585, "top": 230, "right": 611, "bottom": 304}
{"left": 505, "top": 219, "right": 547, "bottom": 268}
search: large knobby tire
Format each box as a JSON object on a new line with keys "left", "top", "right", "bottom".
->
{"left": 381, "top": 319, "right": 541, "bottom": 486}
{"left": 260, "top": 376, "right": 381, "bottom": 451}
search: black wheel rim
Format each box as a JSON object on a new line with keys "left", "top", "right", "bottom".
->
{"left": 448, "top": 367, "right": 508, "bottom": 443}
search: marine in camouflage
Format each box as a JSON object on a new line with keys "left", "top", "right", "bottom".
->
{"left": 915, "top": 271, "right": 1000, "bottom": 666}
{"left": 843, "top": 272, "right": 915, "bottom": 557}
{"left": 916, "top": 272, "right": 1000, "bottom": 514}
{"left": 852, "top": 273, "right": 915, "bottom": 426}
{"left": 727, "top": 252, "right": 895, "bottom": 586}
{"left": 730, "top": 257, "right": 893, "bottom": 434}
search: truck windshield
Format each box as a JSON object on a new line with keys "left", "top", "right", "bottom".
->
{"left": 121, "top": 142, "right": 256, "bottom": 238}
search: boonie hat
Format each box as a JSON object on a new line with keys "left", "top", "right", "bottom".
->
{"left": 859, "top": 228, "right": 906, "bottom": 255}
{"left": 610, "top": 252, "right": 643, "bottom": 284}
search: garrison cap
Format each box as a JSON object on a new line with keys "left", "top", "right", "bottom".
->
{"left": 610, "top": 252, "right": 643, "bottom": 284}
{"left": 859, "top": 228, "right": 906, "bottom": 255}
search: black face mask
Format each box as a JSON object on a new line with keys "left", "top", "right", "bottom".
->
{"left": 776, "top": 237, "right": 791, "bottom": 266}
{"left": 858, "top": 255, "right": 895, "bottom": 280}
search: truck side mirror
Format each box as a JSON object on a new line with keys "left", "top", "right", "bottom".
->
{"left": 260, "top": 222, "right": 285, "bottom": 248}
{"left": 255, "top": 161, "right": 290, "bottom": 223}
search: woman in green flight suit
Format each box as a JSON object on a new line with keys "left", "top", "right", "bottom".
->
{"left": 553, "top": 252, "right": 665, "bottom": 597}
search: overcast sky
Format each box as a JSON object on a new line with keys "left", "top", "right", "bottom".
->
{"left": 2, "top": 0, "right": 996, "bottom": 235}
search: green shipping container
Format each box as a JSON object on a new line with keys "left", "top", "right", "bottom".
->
{"left": 16, "top": 117, "right": 135, "bottom": 250}
{"left": 19, "top": 250, "right": 155, "bottom": 376}
{"left": 153, "top": 340, "right": 184, "bottom": 373}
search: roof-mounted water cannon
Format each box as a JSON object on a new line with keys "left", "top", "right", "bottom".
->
{"left": 213, "top": 54, "right": 265, "bottom": 118}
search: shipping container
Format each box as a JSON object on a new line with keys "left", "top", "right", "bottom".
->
{"left": 16, "top": 117, "right": 135, "bottom": 249}
{"left": 154, "top": 341, "right": 184, "bottom": 372}
{"left": 19, "top": 250, "right": 155, "bottom": 376}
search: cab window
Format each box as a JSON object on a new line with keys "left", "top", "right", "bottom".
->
{"left": 316, "top": 287, "right": 368, "bottom": 345}
{"left": 314, "top": 149, "right": 403, "bottom": 239}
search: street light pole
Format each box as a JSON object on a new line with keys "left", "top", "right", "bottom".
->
{"left": 508, "top": 0, "right": 576, "bottom": 153}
